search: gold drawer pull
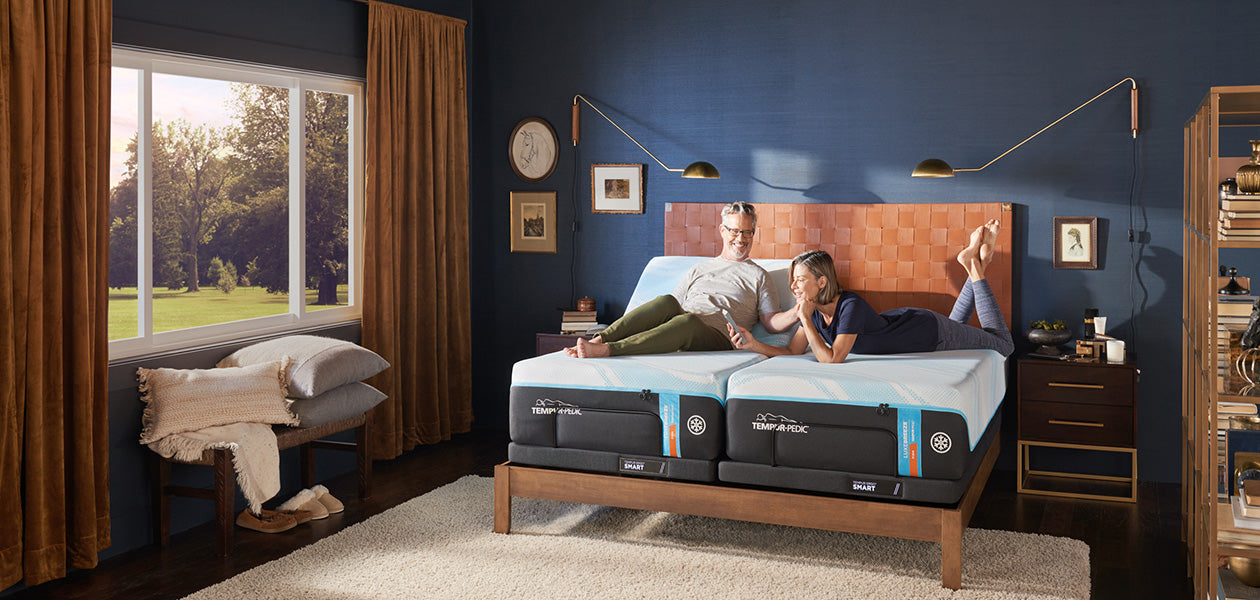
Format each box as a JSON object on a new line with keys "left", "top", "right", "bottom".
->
{"left": 1048, "top": 419, "right": 1105, "bottom": 428}
{"left": 1047, "top": 382, "right": 1105, "bottom": 390}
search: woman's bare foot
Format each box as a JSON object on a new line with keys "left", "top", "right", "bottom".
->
{"left": 979, "top": 219, "right": 1000, "bottom": 268}
{"left": 957, "top": 224, "right": 984, "bottom": 271}
{"left": 563, "top": 346, "right": 578, "bottom": 357}
{"left": 575, "top": 337, "right": 611, "bottom": 358}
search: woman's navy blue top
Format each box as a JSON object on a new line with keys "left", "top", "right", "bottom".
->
{"left": 810, "top": 291, "right": 939, "bottom": 354}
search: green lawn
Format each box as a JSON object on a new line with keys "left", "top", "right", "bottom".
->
{"left": 109, "top": 285, "right": 348, "bottom": 341}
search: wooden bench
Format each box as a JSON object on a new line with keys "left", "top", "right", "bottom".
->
{"left": 151, "top": 414, "right": 371, "bottom": 556}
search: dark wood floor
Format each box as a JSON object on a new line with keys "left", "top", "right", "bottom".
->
{"left": 6, "top": 429, "right": 1187, "bottom": 599}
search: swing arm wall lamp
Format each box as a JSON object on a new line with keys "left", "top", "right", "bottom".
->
{"left": 912, "top": 77, "right": 1138, "bottom": 178}
{"left": 571, "top": 94, "right": 719, "bottom": 179}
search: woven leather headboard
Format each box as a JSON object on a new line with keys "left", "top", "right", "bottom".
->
{"left": 663, "top": 202, "right": 1013, "bottom": 328}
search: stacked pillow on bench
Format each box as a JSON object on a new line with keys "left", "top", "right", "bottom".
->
{"left": 217, "top": 334, "right": 390, "bottom": 428}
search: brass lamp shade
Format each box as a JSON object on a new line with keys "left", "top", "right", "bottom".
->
{"left": 911, "top": 159, "right": 955, "bottom": 178}
{"left": 682, "top": 161, "right": 720, "bottom": 179}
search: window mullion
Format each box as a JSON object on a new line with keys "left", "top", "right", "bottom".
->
{"left": 139, "top": 65, "right": 154, "bottom": 340}
{"left": 289, "top": 83, "right": 306, "bottom": 318}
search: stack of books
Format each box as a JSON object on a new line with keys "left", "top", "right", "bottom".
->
{"left": 560, "top": 309, "right": 598, "bottom": 334}
{"left": 1217, "top": 294, "right": 1255, "bottom": 389}
{"left": 1220, "top": 194, "right": 1260, "bottom": 241}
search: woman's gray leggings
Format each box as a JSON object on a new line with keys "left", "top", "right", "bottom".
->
{"left": 934, "top": 278, "right": 1014, "bottom": 357}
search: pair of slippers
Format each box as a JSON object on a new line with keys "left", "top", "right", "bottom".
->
{"left": 235, "top": 485, "right": 344, "bottom": 533}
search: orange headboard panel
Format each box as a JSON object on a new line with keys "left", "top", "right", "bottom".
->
{"left": 663, "top": 202, "right": 1013, "bottom": 328}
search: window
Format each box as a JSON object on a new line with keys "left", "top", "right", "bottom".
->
{"left": 109, "top": 48, "right": 363, "bottom": 359}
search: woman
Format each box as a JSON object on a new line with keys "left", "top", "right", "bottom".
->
{"left": 729, "top": 220, "right": 1013, "bottom": 363}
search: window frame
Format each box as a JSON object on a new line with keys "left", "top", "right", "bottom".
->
{"left": 109, "top": 47, "right": 365, "bottom": 361}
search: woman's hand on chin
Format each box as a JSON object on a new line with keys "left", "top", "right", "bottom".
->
{"left": 796, "top": 297, "right": 816, "bottom": 322}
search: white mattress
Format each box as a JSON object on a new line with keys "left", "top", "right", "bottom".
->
{"left": 511, "top": 350, "right": 768, "bottom": 403}
{"left": 725, "top": 350, "right": 1006, "bottom": 449}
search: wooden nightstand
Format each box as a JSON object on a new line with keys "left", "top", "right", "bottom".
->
{"left": 1016, "top": 357, "right": 1139, "bottom": 502}
{"left": 535, "top": 333, "right": 592, "bottom": 356}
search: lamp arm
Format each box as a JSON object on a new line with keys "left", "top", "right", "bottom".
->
{"left": 572, "top": 94, "right": 683, "bottom": 172}
{"left": 956, "top": 77, "right": 1138, "bottom": 173}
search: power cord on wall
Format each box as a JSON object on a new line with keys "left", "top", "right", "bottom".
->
{"left": 1127, "top": 133, "right": 1142, "bottom": 354}
{"left": 570, "top": 138, "right": 580, "bottom": 309}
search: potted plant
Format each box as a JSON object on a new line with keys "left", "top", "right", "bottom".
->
{"left": 1027, "top": 319, "right": 1071, "bottom": 353}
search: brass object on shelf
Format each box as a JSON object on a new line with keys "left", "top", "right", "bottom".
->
{"left": 1231, "top": 556, "right": 1260, "bottom": 587}
{"left": 1237, "top": 348, "right": 1260, "bottom": 386}
{"left": 1231, "top": 415, "right": 1260, "bottom": 431}
{"left": 1238, "top": 140, "right": 1260, "bottom": 193}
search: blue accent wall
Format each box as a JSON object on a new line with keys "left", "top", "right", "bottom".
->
{"left": 475, "top": 0, "right": 1260, "bottom": 485}
{"left": 72, "top": 1, "right": 1260, "bottom": 572}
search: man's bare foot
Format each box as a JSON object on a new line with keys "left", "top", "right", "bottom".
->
{"left": 979, "top": 219, "right": 1000, "bottom": 268}
{"left": 563, "top": 346, "right": 578, "bottom": 357}
{"left": 575, "top": 337, "right": 611, "bottom": 358}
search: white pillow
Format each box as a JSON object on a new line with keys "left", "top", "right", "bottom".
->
{"left": 217, "top": 335, "right": 390, "bottom": 398}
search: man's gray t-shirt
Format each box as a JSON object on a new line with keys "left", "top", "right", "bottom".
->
{"left": 671, "top": 258, "right": 778, "bottom": 335}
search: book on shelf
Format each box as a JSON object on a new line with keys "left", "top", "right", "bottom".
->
{"left": 1223, "top": 195, "right": 1260, "bottom": 211}
{"left": 1222, "top": 218, "right": 1260, "bottom": 229}
{"left": 1222, "top": 402, "right": 1260, "bottom": 415}
{"left": 1221, "top": 210, "right": 1260, "bottom": 220}
{"left": 560, "top": 309, "right": 597, "bottom": 320}
{"left": 1219, "top": 232, "right": 1260, "bottom": 241}
{"left": 1220, "top": 298, "right": 1259, "bottom": 317}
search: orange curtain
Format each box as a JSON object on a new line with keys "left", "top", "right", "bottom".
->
{"left": 0, "top": 0, "right": 112, "bottom": 588}
{"left": 364, "top": 2, "right": 473, "bottom": 459}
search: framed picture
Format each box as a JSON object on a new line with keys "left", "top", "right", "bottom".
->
{"left": 591, "top": 163, "right": 644, "bottom": 214}
{"left": 1053, "top": 216, "right": 1098, "bottom": 269}
{"left": 509, "top": 191, "right": 557, "bottom": 253}
{"left": 508, "top": 117, "right": 559, "bottom": 183}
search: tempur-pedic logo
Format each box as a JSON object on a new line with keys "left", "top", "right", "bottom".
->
{"left": 752, "top": 413, "right": 809, "bottom": 434}
{"left": 532, "top": 399, "right": 582, "bottom": 416}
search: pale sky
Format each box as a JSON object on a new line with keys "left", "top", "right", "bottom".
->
{"left": 109, "top": 68, "right": 238, "bottom": 189}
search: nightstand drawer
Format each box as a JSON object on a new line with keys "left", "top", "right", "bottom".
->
{"left": 1020, "top": 400, "right": 1134, "bottom": 447}
{"left": 1019, "top": 361, "right": 1135, "bottom": 406}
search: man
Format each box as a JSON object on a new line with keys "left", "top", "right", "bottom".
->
{"left": 567, "top": 201, "right": 795, "bottom": 358}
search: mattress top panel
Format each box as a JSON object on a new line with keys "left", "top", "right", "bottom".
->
{"left": 725, "top": 350, "right": 1006, "bottom": 449}
{"left": 512, "top": 350, "right": 768, "bottom": 403}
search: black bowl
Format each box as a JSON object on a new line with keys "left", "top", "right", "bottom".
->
{"left": 1027, "top": 328, "right": 1071, "bottom": 346}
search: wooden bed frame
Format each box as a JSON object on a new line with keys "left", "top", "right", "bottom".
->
{"left": 495, "top": 202, "right": 1013, "bottom": 590}
{"left": 495, "top": 431, "right": 997, "bottom": 590}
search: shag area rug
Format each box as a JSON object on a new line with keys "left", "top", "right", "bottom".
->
{"left": 183, "top": 475, "right": 1090, "bottom": 599}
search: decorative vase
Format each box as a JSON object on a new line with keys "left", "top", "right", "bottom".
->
{"left": 1237, "top": 141, "right": 1260, "bottom": 193}
{"left": 1231, "top": 556, "right": 1260, "bottom": 586}
{"left": 577, "top": 296, "right": 595, "bottom": 312}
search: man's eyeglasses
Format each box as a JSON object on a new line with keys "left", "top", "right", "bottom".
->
{"left": 721, "top": 225, "right": 756, "bottom": 238}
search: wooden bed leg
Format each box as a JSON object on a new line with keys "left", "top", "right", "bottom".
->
{"left": 493, "top": 463, "right": 511, "bottom": 534}
{"left": 941, "top": 509, "right": 963, "bottom": 590}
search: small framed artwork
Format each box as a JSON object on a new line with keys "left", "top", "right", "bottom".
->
{"left": 591, "top": 163, "right": 644, "bottom": 214}
{"left": 509, "top": 191, "right": 557, "bottom": 253}
{"left": 1053, "top": 216, "right": 1098, "bottom": 269}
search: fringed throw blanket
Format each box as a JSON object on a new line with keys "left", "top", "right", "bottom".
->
{"left": 136, "top": 359, "right": 298, "bottom": 514}
{"left": 148, "top": 423, "right": 281, "bottom": 513}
